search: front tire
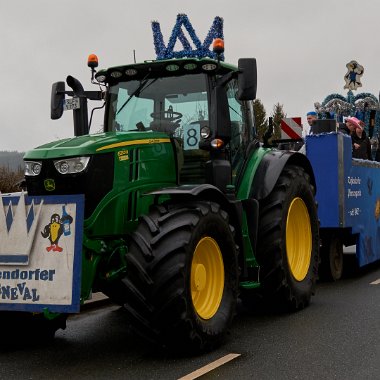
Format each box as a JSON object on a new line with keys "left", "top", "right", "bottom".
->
{"left": 256, "top": 165, "right": 319, "bottom": 310}
{"left": 123, "top": 201, "right": 239, "bottom": 353}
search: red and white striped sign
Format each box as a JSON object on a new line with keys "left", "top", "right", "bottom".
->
{"left": 280, "top": 117, "right": 302, "bottom": 139}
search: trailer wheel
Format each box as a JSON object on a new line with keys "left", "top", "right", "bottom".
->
{"left": 256, "top": 165, "right": 319, "bottom": 310}
{"left": 123, "top": 201, "right": 239, "bottom": 353}
{"left": 319, "top": 236, "right": 343, "bottom": 281}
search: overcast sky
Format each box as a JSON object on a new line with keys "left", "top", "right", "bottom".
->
{"left": 1, "top": 0, "right": 379, "bottom": 152}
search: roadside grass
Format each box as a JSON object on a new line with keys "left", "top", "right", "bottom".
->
{"left": 0, "top": 167, "right": 24, "bottom": 193}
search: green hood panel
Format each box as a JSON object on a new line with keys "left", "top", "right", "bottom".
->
{"left": 24, "top": 131, "right": 171, "bottom": 159}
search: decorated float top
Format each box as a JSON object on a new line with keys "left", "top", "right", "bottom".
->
{"left": 152, "top": 14, "right": 224, "bottom": 61}
{"left": 95, "top": 14, "right": 231, "bottom": 84}
{"left": 314, "top": 60, "right": 380, "bottom": 138}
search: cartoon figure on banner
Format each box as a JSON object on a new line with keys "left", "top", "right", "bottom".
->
{"left": 344, "top": 60, "right": 364, "bottom": 91}
{"left": 41, "top": 205, "right": 73, "bottom": 252}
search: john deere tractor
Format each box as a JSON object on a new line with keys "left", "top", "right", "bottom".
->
{"left": 8, "top": 35, "right": 320, "bottom": 352}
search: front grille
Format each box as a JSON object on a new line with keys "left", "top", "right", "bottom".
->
{"left": 129, "top": 148, "right": 140, "bottom": 182}
{"left": 25, "top": 153, "right": 114, "bottom": 218}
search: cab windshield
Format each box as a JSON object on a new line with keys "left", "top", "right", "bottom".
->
{"left": 107, "top": 74, "right": 209, "bottom": 136}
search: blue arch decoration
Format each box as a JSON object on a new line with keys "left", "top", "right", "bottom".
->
{"left": 151, "top": 14, "right": 224, "bottom": 61}
{"left": 315, "top": 91, "right": 380, "bottom": 138}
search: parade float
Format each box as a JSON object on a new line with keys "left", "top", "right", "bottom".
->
{"left": 314, "top": 60, "right": 380, "bottom": 153}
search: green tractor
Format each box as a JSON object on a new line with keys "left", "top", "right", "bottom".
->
{"left": 17, "top": 39, "right": 319, "bottom": 352}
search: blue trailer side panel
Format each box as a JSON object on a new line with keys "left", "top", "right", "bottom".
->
{"left": 347, "top": 162, "right": 380, "bottom": 266}
{"left": 306, "top": 134, "right": 343, "bottom": 227}
{"left": 306, "top": 133, "right": 380, "bottom": 267}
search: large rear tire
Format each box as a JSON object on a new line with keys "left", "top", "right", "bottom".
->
{"left": 256, "top": 165, "right": 319, "bottom": 310}
{"left": 123, "top": 201, "right": 239, "bottom": 353}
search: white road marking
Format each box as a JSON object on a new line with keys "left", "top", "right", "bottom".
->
{"left": 370, "top": 279, "right": 380, "bottom": 285}
{"left": 177, "top": 353, "right": 241, "bottom": 380}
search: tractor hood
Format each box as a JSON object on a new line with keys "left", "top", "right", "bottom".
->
{"left": 24, "top": 131, "right": 170, "bottom": 160}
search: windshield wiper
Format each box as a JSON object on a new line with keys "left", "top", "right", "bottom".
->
{"left": 116, "top": 76, "right": 158, "bottom": 116}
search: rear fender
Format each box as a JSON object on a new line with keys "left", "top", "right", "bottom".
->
{"left": 250, "top": 150, "right": 316, "bottom": 200}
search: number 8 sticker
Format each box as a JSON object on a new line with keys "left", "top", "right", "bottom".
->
{"left": 183, "top": 124, "right": 200, "bottom": 150}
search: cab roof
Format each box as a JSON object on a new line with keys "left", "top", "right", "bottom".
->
{"left": 95, "top": 57, "right": 238, "bottom": 85}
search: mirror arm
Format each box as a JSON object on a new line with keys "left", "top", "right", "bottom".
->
{"left": 215, "top": 71, "right": 236, "bottom": 88}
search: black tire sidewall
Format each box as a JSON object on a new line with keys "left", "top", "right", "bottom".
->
{"left": 329, "top": 238, "right": 343, "bottom": 280}
{"left": 183, "top": 204, "right": 238, "bottom": 342}
{"left": 124, "top": 201, "right": 239, "bottom": 352}
{"left": 257, "top": 164, "right": 319, "bottom": 309}
{"left": 320, "top": 235, "right": 343, "bottom": 281}
{"left": 280, "top": 169, "right": 319, "bottom": 302}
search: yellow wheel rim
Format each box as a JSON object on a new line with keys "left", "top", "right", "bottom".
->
{"left": 286, "top": 197, "right": 312, "bottom": 281}
{"left": 191, "top": 237, "right": 224, "bottom": 320}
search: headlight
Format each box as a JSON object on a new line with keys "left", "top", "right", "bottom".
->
{"left": 201, "top": 63, "right": 217, "bottom": 71}
{"left": 201, "top": 126, "right": 211, "bottom": 139}
{"left": 25, "top": 161, "right": 42, "bottom": 176}
{"left": 54, "top": 157, "right": 90, "bottom": 174}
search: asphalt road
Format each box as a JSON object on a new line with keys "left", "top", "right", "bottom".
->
{"left": 1, "top": 259, "right": 380, "bottom": 380}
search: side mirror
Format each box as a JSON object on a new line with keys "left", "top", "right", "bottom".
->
{"left": 237, "top": 58, "right": 257, "bottom": 101}
{"left": 51, "top": 82, "right": 65, "bottom": 120}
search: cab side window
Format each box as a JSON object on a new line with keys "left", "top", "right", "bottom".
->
{"left": 226, "top": 79, "right": 248, "bottom": 179}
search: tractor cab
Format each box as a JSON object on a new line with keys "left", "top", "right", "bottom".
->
{"left": 97, "top": 56, "right": 257, "bottom": 188}
{"left": 50, "top": 32, "right": 257, "bottom": 193}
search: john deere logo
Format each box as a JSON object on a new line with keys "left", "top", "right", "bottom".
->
{"left": 44, "top": 179, "right": 56, "bottom": 191}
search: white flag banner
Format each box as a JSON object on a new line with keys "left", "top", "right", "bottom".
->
{"left": 0, "top": 193, "right": 84, "bottom": 313}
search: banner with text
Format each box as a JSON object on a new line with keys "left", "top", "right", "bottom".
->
{"left": 0, "top": 193, "right": 84, "bottom": 313}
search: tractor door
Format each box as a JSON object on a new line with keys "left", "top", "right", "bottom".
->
{"left": 225, "top": 78, "right": 254, "bottom": 183}
{"left": 150, "top": 75, "right": 211, "bottom": 185}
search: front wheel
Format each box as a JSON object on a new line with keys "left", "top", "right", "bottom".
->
{"left": 123, "top": 201, "right": 239, "bottom": 353}
{"left": 256, "top": 165, "right": 319, "bottom": 311}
